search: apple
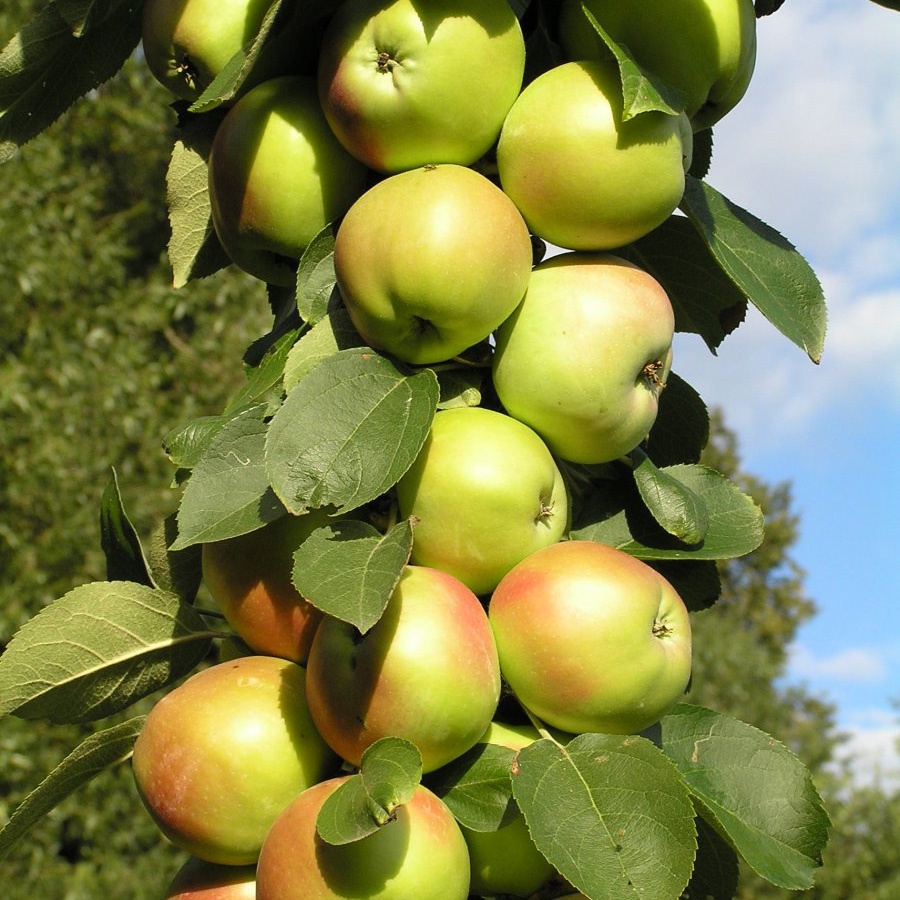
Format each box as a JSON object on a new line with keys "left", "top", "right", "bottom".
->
{"left": 305, "top": 565, "right": 501, "bottom": 773}
{"left": 557, "top": 0, "right": 757, "bottom": 131}
{"left": 132, "top": 655, "right": 337, "bottom": 865}
{"left": 164, "top": 857, "right": 256, "bottom": 899}
{"left": 202, "top": 509, "right": 348, "bottom": 663}
{"left": 488, "top": 541, "right": 692, "bottom": 735}
{"left": 496, "top": 58, "right": 692, "bottom": 251}
{"left": 334, "top": 163, "right": 533, "bottom": 364}
{"left": 208, "top": 75, "right": 370, "bottom": 286}
{"left": 395, "top": 407, "right": 569, "bottom": 596}
{"left": 492, "top": 252, "right": 675, "bottom": 464}
{"left": 317, "top": 0, "right": 525, "bottom": 172}
{"left": 256, "top": 777, "right": 471, "bottom": 900}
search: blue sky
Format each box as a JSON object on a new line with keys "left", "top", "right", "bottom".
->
{"left": 673, "top": 0, "right": 900, "bottom": 786}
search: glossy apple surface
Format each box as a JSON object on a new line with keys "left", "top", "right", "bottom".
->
{"left": 492, "top": 252, "right": 674, "bottom": 464}
{"left": 132, "top": 656, "right": 337, "bottom": 865}
{"left": 489, "top": 541, "right": 692, "bottom": 735}
{"left": 318, "top": 0, "right": 525, "bottom": 172}
{"left": 395, "top": 407, "right": 568, "bottom": 596}
{"left": 558, "top": 0, "right": 757, "bottom": 130}
{"left": 497, "top": 59, "right": 692, "bottom": 251}
{"left": 164, "top": 857, "right": 256, "bottom": 899}
{"left": 208, "top": 75, "right": 369, "bottom": 286}
{"left": 257, "top": 777, "right": 470, "bottom": 900}
{"left": 306, "top": 565, "right": 501, "bottom": 772}
{"left": 334, "top": 164, "right": 533, "bottom": 364}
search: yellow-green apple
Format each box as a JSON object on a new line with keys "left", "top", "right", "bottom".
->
{"left": 334, "top": 164, "right": 533, "bottom": 364}
{"left": 202, "top": 509, "right": 346, "bottom": 663}
{"left": 317, "top": 0, "right": 525, "bottom": 172}
{"left": 208, "top": 75, "right": 369, "bottom": 286}
{"left": 497, "top": 58, "right": 692, "bottom": 251}
{"left": 461, "top": 722, "right": 557, "bottom": 898}
{"left": 164, "top": 857, "right": 256, "bottom": 899}
{"left": 305, "top": 565, "right": 501, "bottom": 773}
{"left": 492, "top": 252, "right": 674, "bottom": 463}
{"left": 132, "top": 656, "right": 337, "bottom": 865}
{"left": 256, "top": 777, "right": 471, "bottom": 900}
{"left": 395, "top": 407, "right": 568, "bottom": 596}
{"left": 558, "top": 0, "right": 757, "bottom": 130}
{"left": 488, "top": 541, "right": 692, "bottom": 735}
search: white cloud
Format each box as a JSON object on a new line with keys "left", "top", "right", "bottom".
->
{"left": 788, "top": 643, "right": 888, "bottom": 684}
{"left": 832, "top": 710, "right": 900, "bottom": 790}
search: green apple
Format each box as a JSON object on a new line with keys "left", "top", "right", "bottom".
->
{"left": 256, "top": 777, "right": 471, "bottom": 900}
{"left": 488, "top": 541, "right": 692, "bottom": 735}
{"left": 334, "top": 163, "right": 533, "bottom": 364}
{"left": 558, "top": 0, "right": 757, "bottom": 130}
{"left": 317, "top": 0, "right": 525, "bottom": 172}
{"left": 208, "top": 75, "right": 370, "bottom": 286}
{"left": 497, "top": 58, "right": 692, "bottom": 251}
{"left": 164, "top": 857, "right": 256, "bottom": 899}
{"left": 305, "top": 565, "right": 501, "bottom": 773}
{"left": 492, "top": 252, "right": 674, "bottom": 464}
{"left": 395, "top": 407, "right": 568, "bottom": 596}
{"left": 132, "top": 656, "right": 337, "bottom": 865}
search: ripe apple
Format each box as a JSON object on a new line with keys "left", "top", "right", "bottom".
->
{"left": 317, "top": 0, "right": 525, "bottom": 172}
{"left": 256, "top": 777, "right": 471, "bottom": 900}
{"left": 132, "top": 656, "right": 337, "bottom": 865}
{"left": 488, "top": 541, "right": 692, "bottom": 735}
{"left": 164, "top": 857, "right": 256, "bottom": 899}
{"left": 395, "top": 407, "right": 569, "bottom": 596}
{"left": 334, "top": 164, "right": 533, "bottom": 364}
{"left": 496, "top": 58, "right": 692, "bottom": 251}
{"left": 492, "top": 252, "right": 675, "bottom": 464}
{"left": 305, "top": 565, "right": 501, "bottom": 773}
{"left": 558, "top": 0, "right": 757, "bottom": 130}
{"left": 208, "top": 75, "right": 370, "bottom": 286}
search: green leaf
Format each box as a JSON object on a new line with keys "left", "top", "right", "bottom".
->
{"left": 632, "top": 449, "right": 709, "bottom": 545}
{"left": 100, "top": 468, "right": 151, "bottom": 586}
{"left": 266, "top": 349, "right": 439, "bottom": 516}
{"left": 688, "top": 127, "right": 714, "bottom": 180}
{"left": 0, "top": 582, "right": 215, "bottom": 723}
{"left": 223, "top": 327, "right": 302, "bottom": 415}
{"left": 291, "top": 519, "right": 413, "bottom": 633}
{"left": 683, "top": 815, "right": 740, "bottom": 900}
{"left": 172, "top": 405, "right": 287, "bottom": 550}
{"left": 661, "top": 705, "right": 830, "bottom": 890}
{"left": 144, "top": 513, "right": 203, "bottom": 603}
{"left": 511, "top": 733, "right": 697, "bottom": 900}
{"left": 646, "top": 372, "right": 710, "bottom": 467}
{"left": 295, "top": 222, "right": 341, "bottom": 324}
{"left": 0, "top": 715, "right": 145, "bottom": 860}
{"left": 651, "top": 560, "right": 721, "bottom": 613}
{"left": 283, "top": 307, "right": 365, "bottom": 393}
{"left": 680, "top": 178, "right": 827, "bottom": 362}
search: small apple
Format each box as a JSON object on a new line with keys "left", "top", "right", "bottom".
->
{"left": 256, "top": 777, "right": 471, "bottom": 900}
{"left": 132, "top": 656, "right": 337, "bottom": 865}
{"left": 305, "top": 565, "right": 501, "bottom": 773}
{"left": 317, "top": 0, "right": 525, "bottom": 172}
{"left": 488, "top": 541, "right": 692, "bottom": 735}
{"left": 164, "top": 857, "right": 256, "bottom": 899}
{"left": 395, "top": 407, "right": 569, "bottom": 596}
{"left": 334, "top": 164, "right": 533, "bottom": 364}
{"left": 492, "top": 252, "right": 675, "bottom": 464}
{"left": 497, "top": 58, "right": 692, "bottom": 251}
{"left": 208, "top": 75, "right": 370, "bottom": 286}
{"left": 558, "top": 0, "right": 757, "bottom": 130}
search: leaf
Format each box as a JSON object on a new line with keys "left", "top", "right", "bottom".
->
{"left": 295, "top": 223, "right": 341, "bottom": 324}
{"left": 172, "top": 405, "right": 287, "bottom": 549}
{"left": 283, "top": 307, "right": 365, "bottom": 393}
{"left": 266, "top": 349, "right": 439, "bottom": 516}
{"left": 679, "top": 178, "right": 827, "bottom": 362}
{"left": 144, "top": 513, "right": 203, "bottom": 603}
{"left": 0, "top": 582, "right": 215, "bottom": 723}
{"left": 689, "top": 128, "right": 714, "bottom": 181}
{"left": 632, "top": 449, "right": 709, "bottom": 545}
{"left": 660, "top": 705, "right": 830, "bottom": 890}
{"left": 163, "top": 413, "right": 239, "bottom": 471}
{"left": 646, "top": 372, "right": 710, "bottom": 467}
{"left": 651, "top": 560, "right": 721, "bottom": 613}
{"left": 223, "top": 327, "right": 302, "bottom": 415}
{"left": 683, "top": 815, "right": 741, "bottom": 900}
{"left": 511, "top": 733, "right": 697, "bottom": 900}
{"left": 0, "top": 716, "right": 145, "bottom": 860}
{"left": 99, "top": 468, "right": 151, "bottom": 586}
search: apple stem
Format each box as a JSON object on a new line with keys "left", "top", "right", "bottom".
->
{"left": 521, "top": 704, "right": 555, "bottom": 743}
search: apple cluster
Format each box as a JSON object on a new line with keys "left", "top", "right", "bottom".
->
{"left": 136, "top": 0, "right": 758, "bottom": 898}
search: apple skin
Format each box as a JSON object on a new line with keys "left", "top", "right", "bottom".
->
{"left": 164, "top": 857, "right": 256, "bottom": 899}
{"left": 395, "top": 407, "right": 569, "bottom": 596}
{"left": 334, "top": 164, "right": 533, "bottom": 364}
{"left": 317, "top": 0, "right": 525, "bottom": 172}
{"left": 208, "top": 75, "right": 370, "bottom": 286}
{"left": 497, "top": 58, "right": 692, "bottom": 251}
{"left": 492, "top": 252, "right": 675, "bottom": 464}
{"left": 132, "top": 656, "right": 338, "bottom": 865}
{"left": 256, "top": 777, "right": 471, "bottom": 900}
{"left": 305, "top": 565, "right": 501, "bottom": 773}
{"left": 488, "top": 541, "right": 692, "bottom": 735}
{"left": 558, "top": 0, "right": 757, "bottom": 131}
